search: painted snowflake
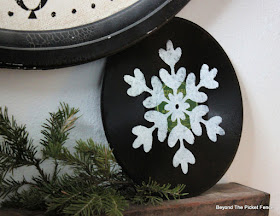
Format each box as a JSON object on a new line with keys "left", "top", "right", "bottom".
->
{"left": 123, "top": 40, "right": 225, "bottom": 175}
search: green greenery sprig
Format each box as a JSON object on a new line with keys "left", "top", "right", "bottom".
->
{"left": 0, "top": 103, "right": 187, "bottom": 216}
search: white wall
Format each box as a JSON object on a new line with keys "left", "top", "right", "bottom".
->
{"left": 0, "top": 0, "right": 279, "bottom": 215}
{"left": 0, "top": 59, "right": 108, "bottom": 162}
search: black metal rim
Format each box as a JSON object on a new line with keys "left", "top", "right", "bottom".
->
{"left": 0, "top": 0, "right": 190, "bottom": 69}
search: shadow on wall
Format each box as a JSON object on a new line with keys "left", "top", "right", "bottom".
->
{"left": 223, "top": 63, "right": 256, "bottom": 185}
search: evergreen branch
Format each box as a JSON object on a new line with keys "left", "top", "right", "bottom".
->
{"left": 0, "top": 103, "right": 188, "bottom": 216}
{"left": 46, "top": 190, "right": 82, "bottom": 214}
{"left": 59, "top": 147, "right": 91, "bottom": 172}
{"left": 41, "top": 102, "right": 79, "bottom": 159}
{"left": 2, "top": 188, "right": 47, "bottom": 210}
{"left": 34, "top": 162, "right": 50, "bottom": 183}
{"left": 132, "top": 178, "right": 188, "bottom": 205}
{"left": 0, "top": 107, "right": 49, "bottom": 184}
{"left": 75, "top": 139, "right": 121, "bottom": 182}
{"left": 104, "top": 192, "right": 128, "bottom": 216}
{"left": 62, "top": 188, "right": 128, "bottom": 216}
{"left": 58, "top": 139, "right": 122, "bottom": 185}
{"left": 63, "top": 193, "right": 101, "bottom": 216}
{"left": 52, "top": 159, "right": 59, "bottom": 182}
{"left": 16, "top": 188, "right": 47, "bottom": 210}
{"left": 0, "top": 176, "right": 32, "bottom": 198}
{"left": 0, "top": 107, "right": 38, "bottom": 174}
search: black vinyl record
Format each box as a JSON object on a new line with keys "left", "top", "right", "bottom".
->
{"left": 102, "top": 18, "right": 243, "bottom": 197}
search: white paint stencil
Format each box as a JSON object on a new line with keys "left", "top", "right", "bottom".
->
{"left": 124, "top": 40, "right": 225, "bottom": 175}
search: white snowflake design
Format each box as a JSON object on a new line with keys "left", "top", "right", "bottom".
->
{"left": 123, "top": 40, "right": 225, "bottom": 175}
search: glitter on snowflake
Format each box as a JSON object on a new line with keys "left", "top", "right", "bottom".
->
{"left": 124, "top": 40, "right": 225, "bottom": 175}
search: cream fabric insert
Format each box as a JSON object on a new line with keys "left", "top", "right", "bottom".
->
{"left": 0, "top": 0, "right": 139, "bottom": 31}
